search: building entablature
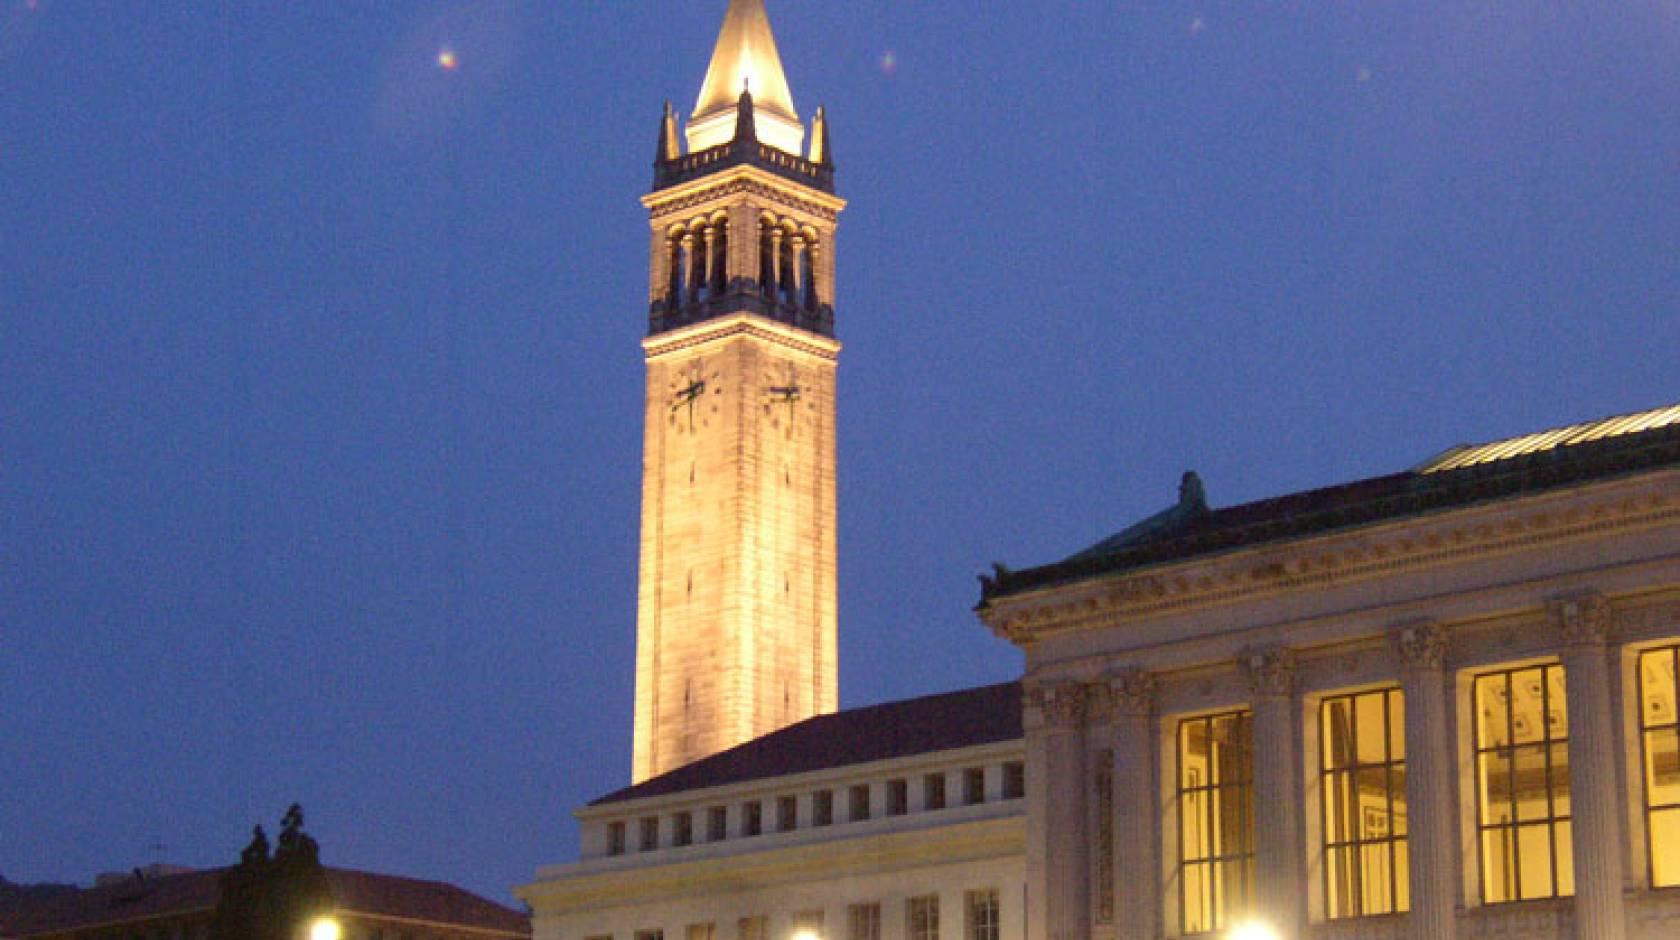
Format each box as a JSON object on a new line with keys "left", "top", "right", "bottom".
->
{"left": 983, "top": 464, "right": 1679, "bottom": 661}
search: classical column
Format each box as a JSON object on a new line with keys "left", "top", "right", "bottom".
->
{"left": 1393, "top": 621, "right": 1457, "bottom": 940}
{"left": 1553, "top": 594, "right": 1627, "bottom": 940}
{"left": 768, "top": 227, "right": 785, "bottom": 302}
{"left": 1028, "top": 680, "right": 1090, "bottom": 940}
{"left": 1239, "top": 647, "right": 1303, "bottom": 938}
{"left": 1106, "top": 670, "right": 1161, "bottom": 940}
{"left": 679, "top": 231, "right": 697, "bottom": 305}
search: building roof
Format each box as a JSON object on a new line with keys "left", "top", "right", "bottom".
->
{"left": 980, "top": 402, "right": 1680, "bottom": 603}
{"left": 0, "top": 867, "right": 529, "bottom": 938}
{"left": 592, "top": 681, "right": 1023, "bottom": 805}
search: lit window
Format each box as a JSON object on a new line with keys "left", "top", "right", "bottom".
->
{"left": 906, "top": 895, "right": 939, "bottom": 940}
{"left": 847, "top": 903, "right": 880, "bottom": 940}
{"left": 964, "top": 767, "right": 986, "bottom": 805}
{"left": 1474, "top": 665, "right": 1573, "bottom": 903}
{"left": 1320, "top": 688, "right": 1409, "bottom": 918}
{"left": 738, "top": 918, "right": 768, "bottom": 940}
{"left": 888, "top": 779, "right": 909, "bottom": 816}
{"left": 813, "top": 790, "right": 834, "bottom": 827}
{"left": 964, "top": 890, "right": 999, "bottom": 940}
{"left": 1639, "top": 645, "right": 1680, "bottom": 887}
{"left": 778, "top": 795, "right": 798, "bottom": 832}
{"left": 688, "top": 924, "right": 715, "bottom": 940}
{"left": 1177, "top": 710, "right": 1254, "bottom": 935}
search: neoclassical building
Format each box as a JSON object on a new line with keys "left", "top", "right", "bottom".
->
{"left": 520, "top": 4, "right": 1680, "bottom": 940}
{"left": 980, "top": 407, "right": 1680, "bottom": 940}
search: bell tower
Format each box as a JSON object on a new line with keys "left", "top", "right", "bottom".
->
{"left": 631, "top": 0, "right": 844, "bottom": 783}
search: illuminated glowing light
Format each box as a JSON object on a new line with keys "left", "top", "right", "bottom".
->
{"left": 1225, "top": 923, "right": 1281, "bottom": 940}
{"left": 879, "top": 51, "right": 897, "bottom": 74}
{"left": 791, "top": 931, "right": 821, "bottom": 940}
{"left": 310, "top": 918, "right": 343, "bottom": 940}
{"left": 1416, "top": 402, "right": 1680, "bottom": 474}
{"left": 437, "top": 48, "right": 458, "bottom": 70}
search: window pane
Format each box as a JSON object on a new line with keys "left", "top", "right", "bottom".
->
{"left": 1546, "top": 666, "right": 1568, "bottom": 739}
{"left": 1651, "top": 808, "right": 1680, "bottom": 887}
{"left": 1323, "top": 698, "right": 1354, "bottom": 771}
{"left": 1512, "top": 746, "right": 1550, "bottom": 823}
{"left": 1478, "top": 751, "right": 1513, "bottom": 826}
{"left": 1554, "top": 820, "right": 1574, "bottom": 897}
{"left": 1182, "top": 787, "right": 1208, "bottom": 858}
{"left": 1391, "top": 766, "right": 1409, "bottom": 837}
{"left": 1355, "top": 693, "right": 1388, "bottom": 766}
{"left": 1390, "top": 691, "right": 1406, "bottom": 761}
{"left": 1512, "top": 672, "right": 1547, "bottom": 746}
{"left": 1647, "top": 728, "right": 1680, "bottom": 806}
{"left": 1360, "top": 842, "right": 1393, "bottom": 915}
{"left": 1182, "top": 861, "right": 1211, "bottom": 934}
{"left": 1516, "top": 824, "right": 1555, "bottom": 900}
{"left": 1483, "top": 827, "right": 1515, "bottom": 904}
{"left": 1642, "top": 650, "right": 1678, "bottom": 728}
{"left": 1548, "top": 742, "right": 1571, "bottom": 818}
{"left": 1477, "top": 674, "right": 1511, "bottom": 749}
{"left": 1325, "top": 845, "right": 1354, "bottom": 920}
{"left": 1324, "top": 770, "right": 1355, "bottom": 844}
{"left": 1356, "top": 767, "right": 1391, "bottom": 840}
{"left": 1393, "top": 839, "right": 1411, "bottom": 913}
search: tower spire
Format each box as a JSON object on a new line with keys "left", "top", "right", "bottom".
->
{"left": 687, "top": 0, "right": 804, "bottom": 155}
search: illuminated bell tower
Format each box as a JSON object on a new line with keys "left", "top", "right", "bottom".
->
{"left": 631, "top": 0, "right": 844, "bottom": 783}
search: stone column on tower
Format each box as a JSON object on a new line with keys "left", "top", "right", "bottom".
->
{"left": 1553, "top": 594, "right": 1628, "bottom": 940}
{"left": 1239, "top": 647, "right": 1304, "bottom": 938}
{"left": 1393, "top": 620, "right": 1458, "bottom": 940}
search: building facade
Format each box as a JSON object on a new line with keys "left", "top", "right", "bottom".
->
{"left": 980, "top": 407, "right": 1680, "bottom": 940}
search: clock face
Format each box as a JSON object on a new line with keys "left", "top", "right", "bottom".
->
{"left": 762, "top": 364, "right": 806, "bottom": 437}
{"left": 668, "top": 359, "right": 721, "bottom": 435}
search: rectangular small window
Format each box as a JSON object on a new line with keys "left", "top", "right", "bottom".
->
{"left": 587, "top": 934, "right": 612, "bottom": 940}
{"left": 738, "top": 918, "right": 768, "bottom": 940}
{"left": 888, "top": 779, "right": 909, "bottom": 816}
{"left": 813, "top": 789, "right": 834, "bottom": 827}
{"left": 924, "top": 773, "right": 947, "bottom": 810}
{"left": 1177, "top": 709, "right": 1254, "bottom": 935}
{"left": 608, "top": 821, "right": 626, "bottom": 856}
{"left": 687, "top": 924, "right": 715, "bottom": 940}
{"left": 1474, "top": 664, "right": 1572, "bottom": 904}
{"left": 1640, "top": 645, "right": 1680, "bottom": 887}
{"left": 850, "top": 784, "right": 871, "bottom": 821}
{"left": 964, "top": 767, "right": 986, "bottom": 805}
{"left": 1321, "top": 687, "right": 1409, "bottom": 919}
{"left": 906, "top": 895, "right": 939, "bottom": 940}
{"left": 847, "top": 904, "right": 881, "bottom": 940}
{"left": 708, "top": 805, "right": 728, "bottom": 841}
{"left": 674, "top": 811, "right": 694, "bottom": 848}
{"left": 778, "top": 795, "right": 799, "bottom": 832}
{"left": 793, "top": 910, "right": 824, "bottom": 938}
{"left": 742, "top": 801, "right": 763, "bottom": 837}
{"left": 639, "top": 816, "right": 660, "bottom": 852}
{"left": 964, "top": 890, "right": 999, "bottom": 940}
{"left": 636, "top": 930, "right": 664, "bottom": 940}
{"left": 1003, "top": 761, "right": 1025, "bottom": 800}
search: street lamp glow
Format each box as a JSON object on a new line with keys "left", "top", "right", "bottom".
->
{"left": 310, "top": 917, "right": 343, "bottom": 940}
{"left": 1226, "top": 923, "right": 1281, "bottom": 940}
{"left": 791, "top": 930, "right": 821, "bottom": 940}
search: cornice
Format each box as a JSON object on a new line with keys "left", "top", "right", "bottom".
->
{"left": 642, "top": 313, "right": 842, "bottom": 362}
{"left": 642, "top": 166, "right": 846, "bottom": 222}
{"left": 518, "top": 816, "right": 1022, "bottom": 913}
{"left": 982, "top": 474, "right": 1678, "bottom": 645}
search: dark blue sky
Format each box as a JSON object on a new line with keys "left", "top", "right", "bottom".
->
{"left": 4, "top": 1, "right": 1676, "bottom": 905}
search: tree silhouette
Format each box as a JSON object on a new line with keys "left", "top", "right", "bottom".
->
{"left": 211, "top": 805, "right": 333, "bottom": 940}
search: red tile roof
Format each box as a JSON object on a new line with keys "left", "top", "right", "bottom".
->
{"left": 0, "top": 867, "right": 529, "bottom": 938}
{"left": 592, "top": 681, "right": 1022, "bottom": 805}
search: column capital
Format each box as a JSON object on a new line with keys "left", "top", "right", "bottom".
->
{"left": 1549, "top": 592, "right": 1613, "bottom": 649}
{"left": 1028, "top": 680, "right": 1088, "bottom": 730}
{"left": 1238, "top": 646, "right": 1297, "bottom": 699}
{"left": 1101, "top": 668, "right": 1158, "bottom": 718}
{"left": 1392, "top": 620, "right": 1448, "bottom": 672}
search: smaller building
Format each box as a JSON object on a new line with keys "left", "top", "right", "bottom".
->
{"left": 0, "top": 866, "right": 530, "bottom": 940}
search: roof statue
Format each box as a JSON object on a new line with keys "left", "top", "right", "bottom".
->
{"left": 686, "top": 0, "right": 805, "bottom": 155}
